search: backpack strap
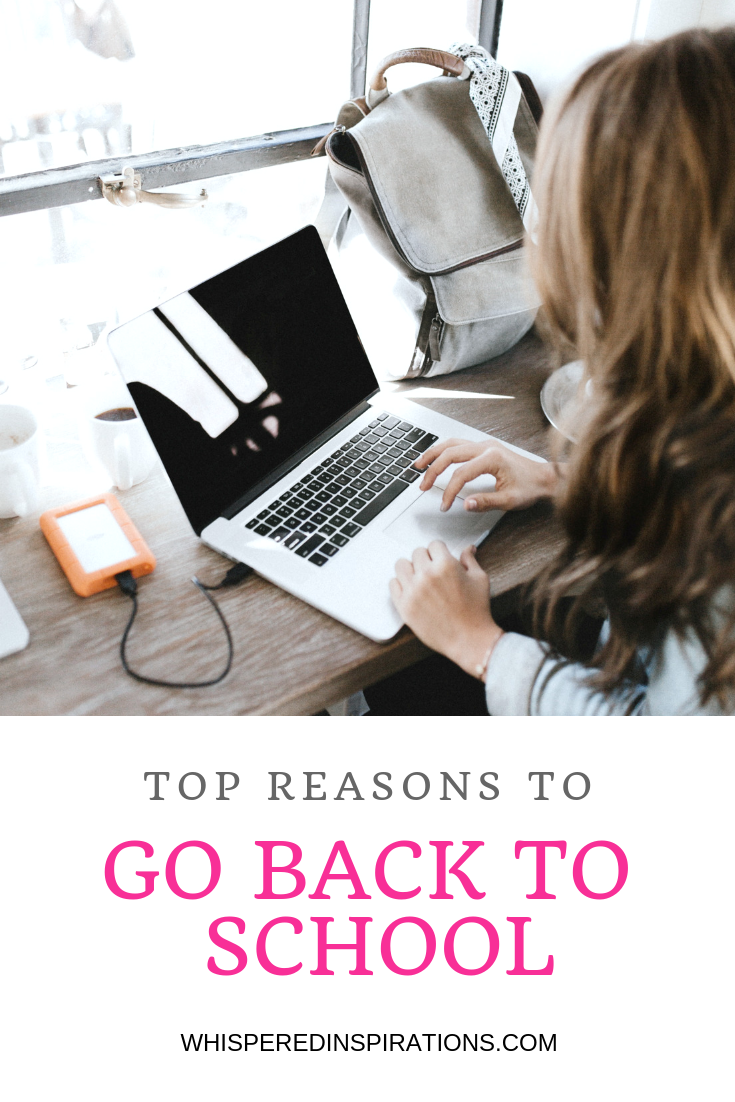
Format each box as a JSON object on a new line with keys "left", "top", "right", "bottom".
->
{"left": 451, "top": 43, "right": 538, "bottom": 239}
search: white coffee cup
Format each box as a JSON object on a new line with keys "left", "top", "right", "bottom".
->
{"left": 82, "top": 381, "right": 156, "bottom": 491}
{"left": 0, "top": 404, "right": 41, "bottom": 518}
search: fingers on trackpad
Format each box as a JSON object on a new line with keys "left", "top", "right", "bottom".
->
{"left": 432, "top": 469, "right": 497, "bottom": 497}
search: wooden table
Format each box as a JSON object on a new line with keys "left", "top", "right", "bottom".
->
{"left": 0, "top": 330, "right": 564, "bottom": 715}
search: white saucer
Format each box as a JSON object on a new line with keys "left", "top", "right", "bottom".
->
{"left": 540, "top": 360, "right": 585, "bottom": 441}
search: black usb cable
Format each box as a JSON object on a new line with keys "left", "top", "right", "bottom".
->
{"left": 115, "top": 561, "right": 252, "bottom": 688}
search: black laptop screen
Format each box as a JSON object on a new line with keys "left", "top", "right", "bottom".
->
{"left": 108, "top": 226, "right": 379, "bottom": 534}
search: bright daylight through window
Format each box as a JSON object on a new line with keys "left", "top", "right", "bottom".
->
{"left": 0, "top": 0, "right": 480, "bottom": 404}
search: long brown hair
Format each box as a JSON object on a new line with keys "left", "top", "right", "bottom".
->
{"left": 530, "top": 28, "right": 735, "bottom": 707}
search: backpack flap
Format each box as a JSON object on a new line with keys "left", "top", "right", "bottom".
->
{"left": 432, "top": 251, "right": 540, "bottom": 326}
{"left": 341, "top": 75, "right": 528, "bottom": 273}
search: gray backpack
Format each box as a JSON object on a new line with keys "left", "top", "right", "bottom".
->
{"left": 314, "top": 46, "right": 542, "bottom": 380}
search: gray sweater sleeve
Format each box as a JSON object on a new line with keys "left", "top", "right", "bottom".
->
{"left": 483, "top": 632, "right": 645, "bottom": 715}
{"left": 483, "top": 626, "right": 727, "bottom": 715}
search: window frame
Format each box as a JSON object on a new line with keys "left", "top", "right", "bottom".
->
{"left": 0, "top": 0, "right": 502, "bottom": 218}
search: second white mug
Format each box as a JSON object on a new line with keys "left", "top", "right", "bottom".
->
{"left": 0, "top": 404, "right": 41, "bottom": 519}
{"left": 82, "top": 382, "right": 156, "bottom": 491}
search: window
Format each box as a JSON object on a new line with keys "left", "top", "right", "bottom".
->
{"left": 496, "top": 0, "right": 735, "bottom": 101}
{"left": 0, "top": 0, "right": 499, "bottom": 397}
{"left": 0, "top": 0, "right": 354, "bottom": 177}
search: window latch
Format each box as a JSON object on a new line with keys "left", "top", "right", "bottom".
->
{"left": 99, "top": 165, "right": 208, "bottom": 209}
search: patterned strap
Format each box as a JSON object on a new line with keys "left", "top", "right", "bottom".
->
{"left": 451, "top": 43, "right": 538, "bottom": 240}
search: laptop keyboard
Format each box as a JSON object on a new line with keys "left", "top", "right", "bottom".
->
{"left": 243, "top": 412, "right": 438, "bottom": 567}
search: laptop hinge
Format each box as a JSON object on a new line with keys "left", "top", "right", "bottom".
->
{"left": 220, "top": 391, "right": 380, "bottom": 522}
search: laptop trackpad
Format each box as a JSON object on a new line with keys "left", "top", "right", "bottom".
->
{"left": 383, "top": 487, "right": 503, "bottom": 556}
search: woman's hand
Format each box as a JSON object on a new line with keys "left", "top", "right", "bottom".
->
{"left": 415, "top": 438, "right": 559, "bottom": 513}
{"left": 389, "top": 541, "right": 503, "bottom": 679}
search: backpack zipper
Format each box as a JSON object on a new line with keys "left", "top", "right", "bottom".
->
{"left": 428, "top": 314, "right": 444, "bottom": 362}
{"left": 311, "top": 123, "right": 346, "bottom": 158}
{"left": 408, "top": 291, "right": 444, "bottom": 378}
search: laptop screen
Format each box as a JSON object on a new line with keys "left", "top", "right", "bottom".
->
{"left": 107, "top": 225, "right": 379, "bottom": 534}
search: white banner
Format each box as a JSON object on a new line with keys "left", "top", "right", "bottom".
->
{"left": 2, "top": 719, "right": 730, "bottom": 1101}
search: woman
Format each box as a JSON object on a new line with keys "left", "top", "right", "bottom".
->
{"left": 389, "top": 28, "right": 735, "bottom": 716}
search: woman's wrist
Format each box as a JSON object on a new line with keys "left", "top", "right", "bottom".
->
{"left": 448, "top": 624, "right": 505, "bottom": 681}
{"left": 538, "top": 461, "right": 562, "bottom": 500}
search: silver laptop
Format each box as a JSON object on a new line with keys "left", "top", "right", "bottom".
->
{"left": 107, "top": 225, "right": 544, "bottom": 641}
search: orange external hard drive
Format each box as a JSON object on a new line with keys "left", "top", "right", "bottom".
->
{"left": 39, "top": 492, "right": 156, "bottom": 597}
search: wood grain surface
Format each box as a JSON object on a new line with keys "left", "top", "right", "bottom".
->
{"left": 0, "top": 330, "right": 564, "bottom": 716}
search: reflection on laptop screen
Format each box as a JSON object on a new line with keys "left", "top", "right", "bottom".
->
{"left": 108, "top": 225, "right": 378, "bottom": 534}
